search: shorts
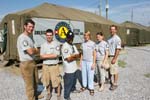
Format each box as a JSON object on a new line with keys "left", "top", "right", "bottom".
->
{"left": 108, "top": 57, "right": 119, "bottom": 75}
{"left": 41, "top": 64, "right": 61, "bottom": 88}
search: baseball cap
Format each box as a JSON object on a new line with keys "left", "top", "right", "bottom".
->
{"left": 66, "top": 30, "right": 74, "bottom": 39}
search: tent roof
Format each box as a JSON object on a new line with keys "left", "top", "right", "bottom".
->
{"left": 11, "top": 3, "right": 119, "bottom": 25}
{"left": 147, "top": 26, "right": 150, "bottom": 31}
{"left": 121, "top": 21, "right": 149, "bottom": 31}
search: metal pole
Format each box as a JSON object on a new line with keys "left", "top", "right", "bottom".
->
{"left": 99, "top": 0, "right": 102, "bottom": 16}
{"left": 131, "top": 8, "right": 133, "bottom": 22}
{"left": 106, "top": 0, "right": 109, "bottom": 19}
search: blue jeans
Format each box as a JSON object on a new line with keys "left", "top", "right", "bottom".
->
{"left": 71, "top": 69, "right": 83, "bottom": 91}
{"left": 63, "top": 72, "right": 76, "bottom": 99}
{"left": 81, "top": 61, "right": 94, "bottom": 89}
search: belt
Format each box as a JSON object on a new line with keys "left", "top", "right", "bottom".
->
{"left": 46, "top": 64, "right": 58, "bottom": 66}
{"left": 108, "top": 55, "right": 114, "bottom": 57}
{"left": 21, "top": 60, "right": 34, "bottom": 63}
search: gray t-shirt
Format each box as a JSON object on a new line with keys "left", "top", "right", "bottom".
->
{"left": 61, "top": 42, "right": 78, "bottom": 73}
{"left": 81, "top": 40, "right": 95, "bottom": 62}
{"left": 40, "top": 41, "right": 60, "bottom": 65}
{"left": 107, "top": 34, "right": 121, "bottom": 56}
{"left": 17, "top": 33, "right": 35, "bottom": 61}
{"left": 95, "top": 40, "right": 109, "bottom": 61}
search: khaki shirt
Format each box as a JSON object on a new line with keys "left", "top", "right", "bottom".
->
{"left": 107, "top": 34, "right": 121, "bottom": 56}
{"left": 40, "top": 41, "right": 60, "bottom": 64}
{"left": 17, "top": 33, "right": 35, "bottom": 61}
{"left": 95, "top": 40, "right": 109, "bottom": 61}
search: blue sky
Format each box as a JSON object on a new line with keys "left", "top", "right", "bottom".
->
{"left": 0, "top": 0, "right": 150, "bottom": 26}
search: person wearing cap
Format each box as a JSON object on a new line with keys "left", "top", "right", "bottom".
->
{"left": 107, "top": 25, "right": 121, "bottom": 90}
{"left": 40, "top": 29, "right": 62, "bottom": 100}
{"left": 95, "top": 32, "right": 109, "bottom": 91}
{"left": 80, "top": 31, "right": 96, "bottom": 96}
{"left": 61, "top": 31, "right": 81, "bottom": 100}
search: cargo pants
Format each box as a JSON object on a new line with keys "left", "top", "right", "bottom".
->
{"left": 20, "top": 60, "right": 38, "bottom": 100}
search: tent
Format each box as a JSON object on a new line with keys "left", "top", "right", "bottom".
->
{"left": 0, "top": 3, "right": 126, "bottom": 60}
{"left": 121, "top": 21, "right": 150, "bottom": 46}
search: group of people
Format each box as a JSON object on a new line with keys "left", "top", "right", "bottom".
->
{"left": 17, "top": 19, "right": 121, "bottom": 100}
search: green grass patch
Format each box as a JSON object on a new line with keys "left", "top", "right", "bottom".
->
{"left": 144, "top": 44, "right": 150, "bottom": 46}
{"left": 118, "top": 60, "right": 126, "bottom": 68}
{"left": 144, "top": 73, "right": 150, "bottom": 78}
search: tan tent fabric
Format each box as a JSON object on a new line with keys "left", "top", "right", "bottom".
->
{"left": 121, "top": 21, "right": 149, "bottom": 31}
{"left": 14, "top": 3, "right": 119, "bottom": 25}
{"left": 147, "top": 26, "right": 150, "bottom": 31}
{"left": 121, "top": 21, "right": 150, "bottom": 45}
{"left": 0, "top": 3, "right": 126, "bottom": 60}
{"left": 1, "top": 14, "right": 21, "bottom": 60}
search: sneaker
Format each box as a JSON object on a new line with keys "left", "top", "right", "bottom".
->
{"left": 109, "top": 85, "right": 118, "bottom": 91}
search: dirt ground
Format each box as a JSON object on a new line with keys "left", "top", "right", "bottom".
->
{"left": 0, "top": 46, "right": 150, "bottom": 100}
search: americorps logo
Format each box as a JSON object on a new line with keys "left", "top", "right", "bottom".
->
{"left": 55, "top": 21, "right": 72, "bottom": 43}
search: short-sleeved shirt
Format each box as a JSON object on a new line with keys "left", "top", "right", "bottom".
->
{"left": 107, "top": 34, "right": 121, "bottom": 56}
{"left": 17, "top": 33, "right": 35, "bottom": 61}
{"left": 40, "top": 41, "right": 60, "bottom": 65}
{"left": 81, "top": 40, "right": 95, "bottom": 62}
{"left": 61, "top": 42, "right": 78, "bottom": 73}
{"left": 95, "top": 40, "right": 109, "bottom": 61}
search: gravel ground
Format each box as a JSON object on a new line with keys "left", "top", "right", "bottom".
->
{"left": 0, "top": 45, "right": 150, "bottom": 100}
